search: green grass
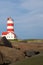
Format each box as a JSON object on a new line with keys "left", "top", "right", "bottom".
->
{"left": 14, "top": 55, "right": 43, "bottom": 65}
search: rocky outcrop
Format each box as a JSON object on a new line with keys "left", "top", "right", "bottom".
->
{"left": 0, "top": 46, "right": 25, "bottom": 65}
{"left": 0, "top": 37, "right": 24, "bottom": 65}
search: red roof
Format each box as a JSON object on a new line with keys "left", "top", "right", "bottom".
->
{"left": 2, "top": 31, "right": 16, "bottom": 38}
{"left": 2, "top": 32, "right": 9, "bottom": 35}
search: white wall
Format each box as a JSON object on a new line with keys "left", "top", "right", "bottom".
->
{"left": 2, "top": 32, "right": 16, "bottom": 39}
{"left": 6, "top": 32, "right": 15, "bottom": 39}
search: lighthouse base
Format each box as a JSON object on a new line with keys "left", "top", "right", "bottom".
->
{"left": 2, "top": 32, "right": 16, "bottom": 40}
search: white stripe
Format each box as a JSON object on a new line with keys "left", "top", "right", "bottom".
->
{"left": 7, "top": 31, "right": 14, "bottom": 32}
{"left": 7, "top": 26, "right": 14, "bottom": 29}
{"left": 7, "top": 21, "right": 14, "bottom": 24}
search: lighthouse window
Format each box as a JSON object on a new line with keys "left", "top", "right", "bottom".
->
{"left": 7, "top": 36, "right": 10, "bottom": 38}
{"left": 9, "top": 36, "right": 10, "bottom": 38}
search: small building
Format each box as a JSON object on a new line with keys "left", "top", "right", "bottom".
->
{"left": 2, "top": 17, "right": 16, "bottom": 39}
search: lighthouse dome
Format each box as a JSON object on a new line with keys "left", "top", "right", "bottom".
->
{"left": 7, "top": 17, "right": 14, "bottom": 24}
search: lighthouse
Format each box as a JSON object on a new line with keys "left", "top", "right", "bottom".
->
{"left": 2, "top": 17, "right": 16, "bottom": 39}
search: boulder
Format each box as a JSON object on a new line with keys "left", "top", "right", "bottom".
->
{"left": 1, "top": 37, "right": 12, "bottom": 48}
{"left": 24, "top": 50, "right": 40, "bottom": 57}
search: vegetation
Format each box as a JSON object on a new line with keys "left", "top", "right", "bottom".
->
{"left": 9, "top": 39, "right": 43, "bottom": 43}
{"left": 14, "top": 55, "right": 43, "bottom": 65}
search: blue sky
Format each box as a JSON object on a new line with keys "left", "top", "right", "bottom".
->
{"left": 0, "top": 0, "right": 43, "bottom": 39}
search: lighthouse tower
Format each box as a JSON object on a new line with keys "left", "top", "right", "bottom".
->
{"left": 2, "top": 17, "right": 16, "bottom": 39}
{"left": 7, "top": 17, "right": 14, "bottom": 33}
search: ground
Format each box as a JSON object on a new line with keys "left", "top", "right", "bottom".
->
{"left": 0, "top": 38, "right": 43, "bottom": 65}
{"left": 10, "top": 39, "right": 43, "bottom": 65}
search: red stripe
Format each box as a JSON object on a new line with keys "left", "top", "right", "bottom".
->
{"left": 7, "top": 23, "right": 14, "bottom": 26}
{"left": 7, "top": 29, "right": 14, "bottom": 31}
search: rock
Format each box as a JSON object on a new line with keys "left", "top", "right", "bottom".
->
{"left": 1, "top": 37, "right": 12, "bottom": 48}
{"left": 0, "top": 51, "right": 11, "bottom": 65}
{"left": 34, "top": 51, "right": 40, "bottom": 55}
{"left": 24, "top": 50, "right": 40, "bottom": 57}
{"left": 0, "top": 52, "right": 3, "bottom": 64}
{"left": 0, "top": 46, "right": 24, "bottom": 65}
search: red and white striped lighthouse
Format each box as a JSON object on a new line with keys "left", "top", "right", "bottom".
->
{"left": 7, "top": 17, "right": 14, "bottom": 32}
{"left": 2, "top": 17, "right": 16, "bottom": 39}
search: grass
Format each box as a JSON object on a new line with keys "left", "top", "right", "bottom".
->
{"left": 14, "top": 55, "right": 43, "bottom": 65}
{"left": 9, "top": 39, "right": 43, "bottom": 43}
